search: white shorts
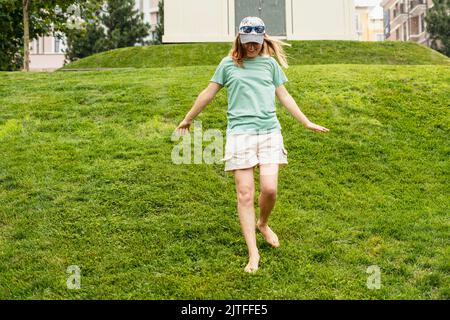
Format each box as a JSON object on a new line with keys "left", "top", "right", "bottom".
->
{"left": 220, "top": 131, "right": 288, "bottom": 172}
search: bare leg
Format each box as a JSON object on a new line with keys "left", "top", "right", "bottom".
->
{"left": 257, "top": 164, "right": 280, "bottom": 248}
{"left": 233, "top": 167, "right": 260, "bottom": 273}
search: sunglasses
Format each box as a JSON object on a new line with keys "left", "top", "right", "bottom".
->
{"left": 239, "top": 25, "right": 265, "bottom": 34}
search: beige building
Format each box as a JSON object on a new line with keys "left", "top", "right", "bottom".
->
{"left": 355, "top": 0, "right": 385, "bottom": 41}
{"left": 29, "top": 33, "right": 66, "bottom": 71}
{"left": 29, "top": 0, "right": 161, "bottom": 70}
{"left": 163, "top": 0, "right": 357, "bottom": 43}
{"left": 381, "top": 0, "right": 434, "bottom": 46}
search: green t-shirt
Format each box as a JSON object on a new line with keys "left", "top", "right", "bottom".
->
{"left": 210, "top": 55, "right": 288, "bottom": 134}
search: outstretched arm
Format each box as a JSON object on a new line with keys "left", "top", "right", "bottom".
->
{"left": 275, "top": 84, "right": 329, "bottom": 133}
{"left": 176, "top": 82, "right": 223, "bottom": 135}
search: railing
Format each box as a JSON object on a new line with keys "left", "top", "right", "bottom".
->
{"left": 410, "top": 0, "right": 426, "bottom": 10}
{"left": 393, "top": 3, "right": 407, "bottom": 19}
{"left": 409, "top": 0, "right": 428, "bottom": 16}
{"left": 384, "top": 0, "right": 431, "bottom": 44}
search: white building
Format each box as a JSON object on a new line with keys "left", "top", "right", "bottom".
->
{"left": 163, "top": 0, "right": 357, "bottom": 43}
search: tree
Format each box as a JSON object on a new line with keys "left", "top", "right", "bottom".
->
{"left": 0, "top": 1, "right": 23, "bottom": 70}
{"left": 425, "top": 0, "right": 450, "bottom": 57}
{"left": 64, "top": 21, "right": 106, "bottom": 61}
{"left": 21, "top": 0, "right": 78, "bottom": 71}
{"left": 22, "top": 0, "right": 30, "bottom": 71}
{"left": 99, "top": 0, "right": 150, "bottom": 50}
{"left": 64, "top": 0, "right": 150, "bottom": 60}
{"left": 62, "top": 3, "right": 107, "bottom": 61}
{"left": 154, "top": 0, "right": 164, "bottom": 45}
{"left": 0, "top": 0, "right": 74, "bottom": 71}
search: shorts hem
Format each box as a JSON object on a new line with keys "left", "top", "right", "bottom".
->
{"left": 224, "top": 159, "right": 259, "bottom": 172}
{"left": 224, "top": 160, "right": 288, "bottom": 172}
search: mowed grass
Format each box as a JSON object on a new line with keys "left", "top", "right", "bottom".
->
{"left": 62, "top": 40, "right": 450, "bottom": 70}
{"left": 0, "top": 63, "right": 449, "bottom": 299}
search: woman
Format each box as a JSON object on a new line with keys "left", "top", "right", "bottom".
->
{"left": 176, "top": 17, "right": 330, "bottom": 273}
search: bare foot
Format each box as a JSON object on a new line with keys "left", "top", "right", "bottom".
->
{"left": 257, "top": 221, "right": 280, "bottom": 248}
{"left": 244, "top": 254, "right": 260, "bottom": 273}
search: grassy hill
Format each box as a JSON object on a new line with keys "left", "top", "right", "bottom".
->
{"left": 0, "top": 42, "right": 449, "bottom": 299}
{"left": 62, "top": 40, "right": 450, "bottom": 69}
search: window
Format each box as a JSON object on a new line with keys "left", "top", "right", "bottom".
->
{"left": 36, "top": 39, "right": 40, "bottom": 54}
{"left": 355, "top": 14, "right": 361, "bottom": 32}
{"left": 384, "top": 10, "right": 391, "bottom": 37}
{"left": 55, "top": 37, "right": 60, "bottom": 53}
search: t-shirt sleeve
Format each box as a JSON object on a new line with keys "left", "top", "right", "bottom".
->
{"left": 272, "top": 58, "right": 288, "bottom": 88}
{"left": 210, "top": 58, "right": 227, "bottom": 87}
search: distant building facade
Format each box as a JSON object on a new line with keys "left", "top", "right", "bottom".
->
{"left": 135, "top": 0, "right": 161, "bottom": 43}
{"left": 381, "top": 0, "right": 434, "bottom": 46}
{"left": 355, "top": 0, "right": 385, "bottom": 41}
{"left": 29, "top": 33, "right": 66, "bottom": 71}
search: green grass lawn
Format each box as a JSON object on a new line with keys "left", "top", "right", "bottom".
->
{"left": 62, "top": 40, "right": 450, "bottom": 69}
{"left": 0, "top": 58, "right": 449, "bottom": 299}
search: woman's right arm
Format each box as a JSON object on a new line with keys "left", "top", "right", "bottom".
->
{"left": 176, "top": 82, "right": 223, "bottom": 135}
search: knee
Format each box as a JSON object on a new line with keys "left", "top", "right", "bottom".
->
{"left": 261, "top": 187, "right": 277, "bottom": 199}
{"left": 237, "top": 186, "right": 255, "bottom": 206}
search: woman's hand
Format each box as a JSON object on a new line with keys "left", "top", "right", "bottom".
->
{"left": 305, "top": 121, "right": 330, "bottom": 133}
{"left": 175, "top": 118, "right": 192, "bottom": 135}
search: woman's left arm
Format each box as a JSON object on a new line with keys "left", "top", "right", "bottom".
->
{"left": 275, "top": 85, "right": 330, "bottom": 133}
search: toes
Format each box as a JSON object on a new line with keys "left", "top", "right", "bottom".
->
{"left": 269, "top": 239, "right": 279, "bottom": 247}
{"left": 258, "top": 226, "right": 280, "bottom": 248}
{"left": 244, "top": 257, "right": 260, "bottom": 273}
{"left": 245, "top": 266, "right": 258, "bottom": 273}
{"left": 271, "top": 234, "right": 280, "bottom": 247}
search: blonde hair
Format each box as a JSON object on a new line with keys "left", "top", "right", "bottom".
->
{"left": 228, "top": 33, "right": 292, "bottom": 69}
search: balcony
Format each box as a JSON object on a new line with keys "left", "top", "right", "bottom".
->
{"left": 410, "top": 0, "right": 426, "bottom": 8}
{"left": 409, "top": 0, "right": 427, "bottom": 16}
{"left": 410, "top": 31, "right": 428, "bottom": 44}
{"left": 391, "top": 11, "right": 408, "bottom": 30}
{"left": 381, "top": 0, "right": 397, "bottom": 8}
